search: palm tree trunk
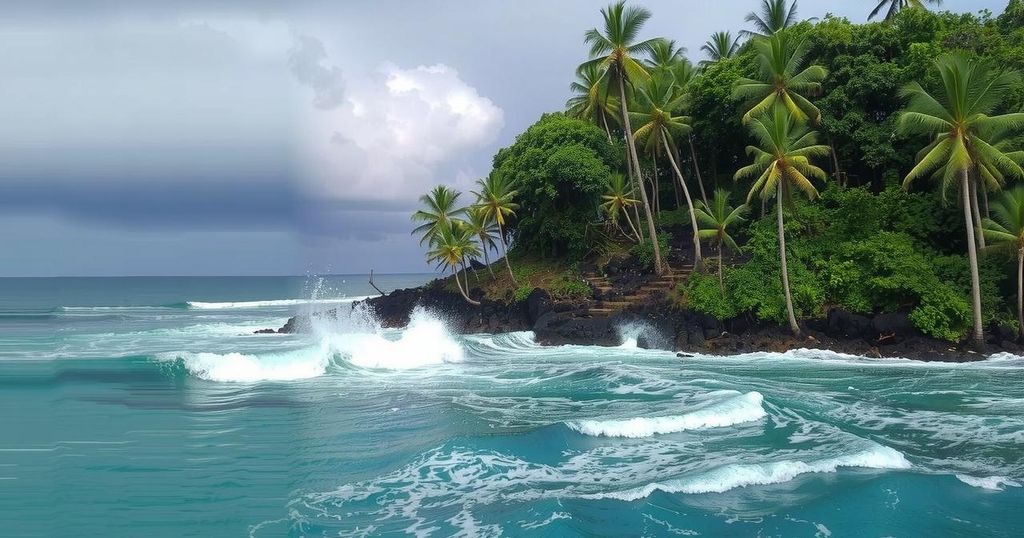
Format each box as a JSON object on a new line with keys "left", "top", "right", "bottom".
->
{"left": 688, "top": 135, "right": 709, "bottom": 205}
{"left": 482, "top": 244, "right": 495, "bottom": 278}
{"left": 1018, "top": 249, "right": 1023, "bottom": 338}
{"left": 651, "top": 154, "right": 660, "bottom": 217}
{"left": 618, "top": 72, "right": 663, "bottom": 275}
{"left": 454, "top": 265, "right": 480, "bottom": 306}
{"left": 496, "top": 221, "right": 518, "bottom": 286}
{"left": 970, "top": 177, "right": 986, "bottom": 249}
{"left": 961, "top": 169, "right": 985, "bottom": 347}
{"left": 718, "top": 246, "right": 725, "bottom": 297}
{"left": 623, "top": 208, "right": 642, "bottom": 243}
{"left": 624, "top": 139, "right": 645, "bottom": 244}
{"left": 600, "top": 110, "right": 613, "bottom": 143}
{"left": 662, "top": 131, "right": 703, "bottom": 267}
{"left": 777, "top": 186, "right": 800, "bottom": 336}
{"left": 981, "top": 181, "right": 990, "bottom": 218}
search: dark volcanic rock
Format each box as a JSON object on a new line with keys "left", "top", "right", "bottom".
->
{"left": 827, "top": 308, "right": 871, "bottom": 339}
{"left": 525, "top": 288, "right": 551, "bottom": 326}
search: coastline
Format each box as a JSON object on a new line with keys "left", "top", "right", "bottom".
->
{"left": 269, "top": 284, "right": 1021, "bottom": 363}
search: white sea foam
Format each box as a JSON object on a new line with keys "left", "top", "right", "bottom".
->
{"left": 585, "top": 444, "right": 911, "bottom": 500}
{"left": 157, "top": 347, "right": 330, "bottom": 383}
{"left": 328, "top": 307, "right": 464, "bottom": 369}
{"left": 186, "top": 297, "right": 370, "bottom": 309}
{"left": 567, "top": 391, "right": 766, "bottom": 438}
{"left": 954, "top": 474, "right": 1022, "bottom": 491}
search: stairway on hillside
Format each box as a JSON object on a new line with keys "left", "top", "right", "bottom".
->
{"left": 584, "top": 264, "right": 693, "bottom": 317}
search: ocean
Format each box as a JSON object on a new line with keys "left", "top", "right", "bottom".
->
{"left": 1, "top": 275, "right": 1022, "bottom": 537}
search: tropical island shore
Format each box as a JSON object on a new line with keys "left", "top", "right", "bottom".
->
{"left": 273, "top": 0, "right": 1024, "bottom": 363}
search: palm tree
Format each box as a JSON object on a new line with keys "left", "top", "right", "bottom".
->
{"left": 700, "top": 31, "right": 741, "bottom": 65}
{"left": 583, "top": 1, "right": 666, "bottom": 275}
{"left": 742, "top": 0, "right": 800, "bottom": 37}
{"left": 411, "top": 185, "right": 464, "bottom": 246}
{"left": 473, "top": 175, "right": 520, "bottom": 285}
{"left": 566, "top": 63, "right": 617, "bottom": 141}
{"left": 869, "top": 0, "right": 943, "bottom": 22}
{"left": 898, "top": 53, "right": 1024, "bottom": 346}
{"left": 631, "top": 73, "right": 704, "bottom": 266}
{"left": 601, "top": 172, "right": 642, "bottom": 241}
{"left": 735, "top": 105, "right": 830, "bottom": 335}
{"left": 733, "top": 32, "right": 828, "bottom": 125}
{"left": 427, "top": 221, "right": 482, "bottom": 306}
{"left": 983, "top": 187, "right": 1024, "bottom": 337}
{"left": 695, "top": 189, "right": 749, "bottom": 295}
{"left": 645, "top": 38, "right": 687, "bottom": 76}
{"left": 464, "top": 206, "right": 499, "bottom": 278}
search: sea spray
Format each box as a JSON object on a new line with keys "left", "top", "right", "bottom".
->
{"left": 614, "top": 320, "right": 670, "bottom": 350}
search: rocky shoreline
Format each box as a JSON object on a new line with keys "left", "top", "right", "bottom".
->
{"left": 264, "top": 284, "right": 1022, "bottom": 363}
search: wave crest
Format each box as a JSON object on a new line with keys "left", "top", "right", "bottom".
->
{"left": 567, "top": 391, "right": 766, "bottom": 438}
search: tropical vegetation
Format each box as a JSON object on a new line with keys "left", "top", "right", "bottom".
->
{"left": 409, "top": 0, "right": 1024, "bottom": 347}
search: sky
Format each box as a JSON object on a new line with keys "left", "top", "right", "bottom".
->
{"left": 0, "top": 0, "right": 1008, "bottom": 276}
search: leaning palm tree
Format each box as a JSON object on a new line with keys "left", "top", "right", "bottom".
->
{"left": 411, "top": 185, "right": 464, "bottom": 246}
{"left": 742, "top": 0, "right": 800, "bottom": 37}
{"left": 566, "top": 63, "right": 618, "bottom": 141}
{"left": 583, "top": 1, "right": 665, "bottom": 275}
{"left": 473, "top": 175, "right": 520, "bottom": 285}
{"left": 695, "top": 189, "right": 749, "bottom": 295}
{"left": 983, "top": 187, "right": 1024, "bottom": 337}
{"left": 464, "top": 206, "right": 499, "bottom": 278}
{"left": 869, "top": 0, "right": 943, "bottom": 22}
{"left": 601, "top": 172, "right": 642, "bottom": 242}
{"left": 427, "top": 221, "right": 482, "bottom": 306}
{"left": 700, "top": 31, "right": 741, "bottom": 65}
{"left": 898, "top": 53, "right": 1024, "bottom": 347}
{"left": 733, "top": 32, "right": 828, "bottom": 125}
{"left": 735, "top": 105, "right": 830, "bottom": 336}
{"left": 631, "top": 73, "right": 703, "bottom": 266}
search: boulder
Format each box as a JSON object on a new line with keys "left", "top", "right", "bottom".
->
{"left": 827, "top": 308, "right": 871, "bottom": 339}
{"left": 525, "top": 288, "right": 552, "bottom": 326}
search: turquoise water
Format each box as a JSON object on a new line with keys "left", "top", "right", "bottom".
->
{"left": 2, "top": 276, "right": 1023, "bottom": 537}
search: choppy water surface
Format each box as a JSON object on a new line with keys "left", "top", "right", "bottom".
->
{"left": 1, "top": 276, "right": 1023, "bottom": 537}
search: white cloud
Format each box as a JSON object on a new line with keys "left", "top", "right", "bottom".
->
{"left": 297, "top": 56, "right": 504, "bottom": 202}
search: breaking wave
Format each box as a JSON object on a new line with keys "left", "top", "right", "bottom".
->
{"left": 186, "top": 297, "right": 371, "bottom": 309}
{"left": 567, "top": 391, "right": 766, "bottom": 438}
{"left": 585, "top": 444, "right": 912, "bottom": 501}
{"left": 954, "top": 474, "right": 1022, "bottom": 491}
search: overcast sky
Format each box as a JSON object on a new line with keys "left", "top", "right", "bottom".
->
{"left": 0, "top": 0, "right": 1007, "bottom": 276}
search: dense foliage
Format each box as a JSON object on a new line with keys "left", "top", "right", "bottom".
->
{"left": 684, "top": 187, "right": 1016, "bottom": 341}
{"left": 490, "top": 113, "right": 621, "bottom": 259}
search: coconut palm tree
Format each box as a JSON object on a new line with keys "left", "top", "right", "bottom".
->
{"left": 742, "top": 0, "right": 800, "bottom": 38}
{"left": 733, "top": 32, "right": 827, "bottom": 125}
{"left": 869, "top": 0, "right": 943, "bottom": 22}
{"left": 735, "top": 105, "right": 830, "bottom": 335}
{"left": 566, "top": 63, "right": 618, "bottom": 141}
{"left": 631, "top": 73, "right": 704, "bottom": 266}
{"left": 473, "top": 175, "right": 520, "bottom": 285}
{"left": 700, "top": 31, "right": 741, "bottom": 65}
{"left": 427, "top": 221, "right": 482, "bottom": 306}
{"left": 694, "top": 189, "right": 749, "bottom": 295}
{"left": 645, "top": 38, "right": 687, "bottom": 76}
{"left": 583, "top": 1, "right": 666, "bottom": 274}
{"left": 464, "top": 206, "right": 499, "bottom": 278}
{"left": 983, "top": 187, "right": 1024, "bottom": 337}
{"left": 898, "top": 52, "right": 1024, "bottom": 346}
{"left": 411, "top": 185, "right": 464, "bottom": 246}
{"left": 601, "top": 172, "right": 642, "bottom": 241}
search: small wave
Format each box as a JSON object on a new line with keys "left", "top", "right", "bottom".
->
{"left": 156, "top": 347, "right": 331, "bottom": 382}
{"left": 585, "top": 444, "right": 911, "bottom": 500}
{"left": 186, "top": 297, "right": 371, "bottom": 310}
{"left": 567, "top": 391, "right": 766, "bottom": 438}
{"left": 955, "top": 474, "right": 1022, "bottom": 491}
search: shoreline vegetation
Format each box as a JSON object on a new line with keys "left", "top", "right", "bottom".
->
{"left": 282, "top": 0, "right": 1024, "bottom": 362}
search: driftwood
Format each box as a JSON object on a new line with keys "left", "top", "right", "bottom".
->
{"left": 369, "top": 269, "right": 385, "bottom": 296}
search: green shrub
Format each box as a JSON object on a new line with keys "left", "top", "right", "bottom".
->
{"left": 549, "top": 272, "right": 592, "bottom": 301}
{"left": 630, "top": 233, "right": 671, "bottom": 271}
{"left": 513, "top": 284, "right": 533, "bottom": 303}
